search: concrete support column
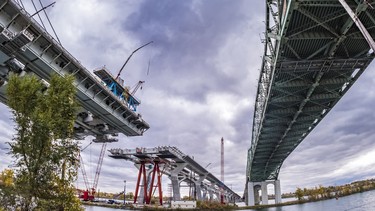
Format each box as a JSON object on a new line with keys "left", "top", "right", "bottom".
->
{"left": 275, "top": 180, "right": 282, "bottom": 204}
{"left": 170, "top": 175, "right": 180, "bottom": 201}
{"left": 194, "top": 175, "right": 206, "bottom": 200}
{"left": 209, "top": 183, "right": 215, "bottom": 201}
{"left": 261, "top": 181, "right": 268, "bottom": 205}
{"left": 170, "top": 163, "right": 187, "bottom": 201}
{"left": 254, "top": 187, "right": 260, "bottom": 205}
{"left": 194, "top": 181, "right": 202, "bottom": 200}
{"left": 208, "top": 189, "right": 213, "bottom": 201}
{"left": 228, "top": 193, "right": 233, "bottom": 204}
{"left": 202, "top": 188, "right": 207, "bottom": 200}
{"left": 247, "top": 181, "right": 255, "bottom": 206}
{"left": 138, "top": 166, "right": 153, "bottom": 204}
{"left": 215, "top": 192, "right": 220, "bottom": 201}
{"left": 225, "top": 193, "right": 230, "bottom": 203}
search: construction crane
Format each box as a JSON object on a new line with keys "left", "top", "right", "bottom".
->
{"left": 79, "top": 142, "right": 107, "bottom": 201}
{"left": 115, "top": 41, "right": 153, "bottom": 80}
{"left": 131, "top": 81, "right": 145, "bottom": 95}
{"left": 92, "top": 143, "right": 107, "bottom": 197}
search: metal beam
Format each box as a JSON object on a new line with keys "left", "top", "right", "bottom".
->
{"left": 339, "top": 0, "right": 375, "bottom": 52}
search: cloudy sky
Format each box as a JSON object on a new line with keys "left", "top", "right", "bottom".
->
{"left": 1, "top": 0, "right": 375, "bottom": 197}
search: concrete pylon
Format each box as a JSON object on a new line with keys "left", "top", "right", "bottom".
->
{"left": 170, "top": 163, "right": 187, "bottom": 201}
{"left": 215, "top": 192, "right": 220, "bottom": 201}
{"left": 202, "top": 188, "right": 208, "bottom": 200}
{"left": 194, "top": 175, "right": 206, "bottom": 200}
{"left": 209, "top": 183, "right": 215, "bottom": 200}
{"left": 246, "top": 180, "right": 282, "bottom": 206}
{"left": 261, "top": 182, "right": 268, "bottom": 205}
{"left": 247, "top": 181, "right": 255, "bottom": 206}
{"left": 275, "top": 180, "right": 282, "bottom": 204}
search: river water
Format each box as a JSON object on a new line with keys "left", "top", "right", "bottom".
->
{"left": 83, "top": 189, "right": 375, "bottom": 211}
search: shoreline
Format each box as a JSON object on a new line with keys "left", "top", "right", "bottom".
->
{"left": 238, "top": 188, "right": 375, "bottom": 210}
{"left": 81, "top": 189, "right": 375, "bottom": 210}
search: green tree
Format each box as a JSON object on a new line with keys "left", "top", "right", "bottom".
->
{"left": 0, "top": 169, "right": 17, "bottom": 210}
{"left": 6, "top": 74, "right": 82, "bottom": 210}
{"left": 126, "top": 192, "right": 134, "bottom": 200}
{"left": 318, "top": 185, "right": 325, "bottom": 199}
{"left": 295, "top": 187, "right": 304, "bottom": 201}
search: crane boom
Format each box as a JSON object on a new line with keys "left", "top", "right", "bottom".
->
{"left": 79, "top": 154, "right": 90, "bottom": 191}
{"left": 115, "top": 41, "right": 153, "bottom": 80}
{"left": 131, "top": 81, "right": 145, "bottom": 95}
{"left": 92, "top": 143, "right": 107, "bottom": 193}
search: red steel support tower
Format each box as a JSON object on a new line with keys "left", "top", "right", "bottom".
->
{"left": 133, "top": 161, "right": 163, "bottom": 205}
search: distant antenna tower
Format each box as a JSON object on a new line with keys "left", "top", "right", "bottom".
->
{"left": 221, "top": 137, "right": 224, "bottom": 204}
{"left": 221, "top": 137, "right": 224, "bottom": 183}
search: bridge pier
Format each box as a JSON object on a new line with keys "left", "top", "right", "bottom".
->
{"left": 209, "top": 182, "right": 215, "bottom": 200}
{"left": 261, "top": 181, "right": 268, "bottom": 205}
{"left": 275, "top": 180, "right": 282, "bottom": 204}
{"left": 202, "top": 188, "right": 207, "bottom": 200}
{"left": 194, "top": 175, "right": 205, "bottom": 200}
{"left": 170, "top": 163, "right": 187, "bottom": 201}
{"left": 247, "top": 180, "right": 282, "bottom": 206}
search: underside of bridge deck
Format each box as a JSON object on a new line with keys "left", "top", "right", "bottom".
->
{"left": 246, "top": 0, "right": 375, "bottom": 205}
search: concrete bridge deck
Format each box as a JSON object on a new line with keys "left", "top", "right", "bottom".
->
{"left": 0, "top": 0, "right": 149, "bottom": 141}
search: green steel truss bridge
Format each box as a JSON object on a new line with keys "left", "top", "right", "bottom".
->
{"left": 246, "top": 0, "right": 375, "bottom": 205}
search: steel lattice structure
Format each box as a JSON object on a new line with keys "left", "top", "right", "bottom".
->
{"left": 247, "top": 0, "right": 375, "bottom": 183}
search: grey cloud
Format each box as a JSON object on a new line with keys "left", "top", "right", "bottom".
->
{"left": 123, "top": 0, "right": 263, "bottom": 102}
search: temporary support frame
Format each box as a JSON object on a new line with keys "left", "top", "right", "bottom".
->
{"left": 134, "top": 162, "right": 148, "bottom": 204}
{"left": 133, "top": 161, "right": 163, "bottom": 205}
{"left": 147, "top": 161, "right": 163, "bottom": 205}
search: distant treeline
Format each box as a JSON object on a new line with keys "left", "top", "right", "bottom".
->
{"left": 295, "top": 178, "right": 375, "bottom": 201}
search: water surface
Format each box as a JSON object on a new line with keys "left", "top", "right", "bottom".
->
{"left": 83, "top": 189, "right": 375, "bottom": 211}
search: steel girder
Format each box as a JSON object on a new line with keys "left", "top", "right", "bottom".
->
{"left": 247, "top": 0, "right": 375, "bottom": 183}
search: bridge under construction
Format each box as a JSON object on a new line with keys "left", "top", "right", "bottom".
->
{"left": 0, "top": 0, "right": 149, "bottom": 142}
{"left": 109, "top": 146, "right": 241, "bottom": 205}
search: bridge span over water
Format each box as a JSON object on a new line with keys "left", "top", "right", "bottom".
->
{"left": 246, "top": 0, "right": 375, "bottom": 205}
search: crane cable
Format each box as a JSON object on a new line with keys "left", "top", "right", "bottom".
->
{"left": 38, "top": 0, "right": 62, "bottom": 45}
{"left": 31, "top": 0, "right": 47, "bottom": 29}
{"left": 16, "top": 0, "right": 26, "bottom": 9}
